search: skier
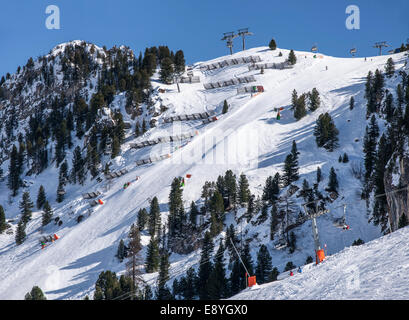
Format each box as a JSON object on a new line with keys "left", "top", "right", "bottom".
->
{"left": 326, "top": 66, "right": 328, "bottom": 71}
{"left": 41, "top": 242, "right": 46, "bottom": 249}
{"left": 298, "top": 266, "right": 302, "bottom": 274}
{"left": 290, "top": 271, "right": 294, "bottom": 277}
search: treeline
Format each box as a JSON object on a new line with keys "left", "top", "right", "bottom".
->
{"left": 362, "top": 59, "right": 409, "bottom": 232}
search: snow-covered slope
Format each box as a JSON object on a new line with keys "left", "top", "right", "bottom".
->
{"left": 0, "top": 45, "right": 407, "bottom": 300}
{"left": 232, "top": 226, "right": 409, "bottom": 300}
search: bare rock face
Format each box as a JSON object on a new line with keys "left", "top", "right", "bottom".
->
{"left": 384, "top": 153, "right": 409, "bottom": 232}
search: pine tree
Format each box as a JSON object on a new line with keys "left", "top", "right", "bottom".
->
{"left": 137, "top": 208, "right": 148, "bottom": 231}
{"left": 327, "top": 167, "right": 339, "bottom": 193}
{"left": 314, "top": 113, "right": 339, "bottom": 152}
{"left": 19, "top": 192, "right": 34, "bottom": 224}
{"left": 288, "top": 50, "right": 297, "bottom": 65}
{"left": 209, "top": 190, "right": 224, "bottom": 237}
{"left": 148, "top": 197, "right": 161, "bottom": 237}
{"left": 168, "top": 177, "right": 185, "bottom": 237}
{"left": 36, "top": 185, "right": 46, "bottom": 209}
{"left": 126, "top": 224, "right": 143, "bottom": 294}
{"left": 24, "top": 286, "right": 46, "bottom": 300}
{"left": 174, "top": 50, "right": 186, "bottom": 74}
{"left": 255, "top": 245, "right": 273, "bottom": 284}
{"left": 269, "top": 39, "right": 277, "bottom": 50}
{"left": 197, "top": 232, "right": 214, "bottom": 300}
{"left": 222, "top": 100, "right": 229, "bottom": 114}
{"left": 316, "top": 167, "right": 322, "bottom": 184}
{"left": 117, "top": 239, "right": 125, "bottom": 262}
{"left": 8, "top": 145, "right": 21, "bottom": 196}
{"left": 160, "top": 57, "right": 174, "bottom": 84}
{"left": 363, "top": 115, "right": 379, "bottom": 184}
{"left": 342, "top": 153, "right": 349, "bottom": 163}
{"left": 189, "top": 201, "right": 199, "bottom": 227}
{"left": 308, "top": 88, "right": 321, "bottom": 112}
{"left": 15, "top": 219, "right": 26, "bottom": 245}
{"left": 207, "top": 241, "right": 228, "bottom": 300}
{"left": 291, "top": 89, "right": 298, "bottom": 110}
{"left": 294, "top": 94, "right": 307, "bottom": 120}
{"left": 41, "top": 201, "right": 53, "bottom": 226}
{"left": 184, "top": 267, "right": 197, "bottom": 299}
{"left": 385, "top": 58, "right": 395, "bottom": 78}
{"left": 262, "top": 173, "right": 280, "bottom": 204}
{"left": 145, "top": 237, "right": 160, "bottom": 273}
{"left": 270, "top": 204, "right": 279, "bottom": 240}
{"left": 238, "top": 173, "right": 250, "bottom": 204}
{"left": 349, "top": 96, "right": 355, "bottom": 110}
{"left": 0, "top": 205, "right": 7, "bottom": 234}
{"left": 156, "top": 251, "right": 172, "bottom": 300}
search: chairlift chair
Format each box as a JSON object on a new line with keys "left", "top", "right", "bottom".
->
{"left": 311, "top": 45, "right": 318, "bottom": 53}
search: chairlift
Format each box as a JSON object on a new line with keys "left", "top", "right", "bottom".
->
{"left": 332, "top": 204, "right": 350, "bottom": 231}
{"left": 311, "top": 44, "right": 318, "bottom": 53}
{"left": 350, "top": 47, "right": 357, "bottom": 56}
{"left": 274, "top": 238, "right": 288, "bottom": 250}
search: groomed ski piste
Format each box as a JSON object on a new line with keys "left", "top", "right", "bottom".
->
{"left": 0, "top": 43, "right": 408, "bottom": 300}
{"left": 232, "top": 226, "right": 409, "bottom": 300}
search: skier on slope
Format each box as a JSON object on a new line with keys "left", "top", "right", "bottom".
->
{"left": 298, "top": 266, "right": 302, "bottom": 274}
{"left": 290, "top": 271, "right": 294, "bottom": 277}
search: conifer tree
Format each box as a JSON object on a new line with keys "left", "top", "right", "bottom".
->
{"left": 189, "top": 201, "right": 199, "bottom": 227}
{"left": 41, "top": 201, "right": 53, "bottom": 226}
{"left": 291, "top": 89, "right": 298, "bottom": 110}
{"left": 342, "top": 153, "right": 349, "bottom": 163}
{"left": 316, "top": 167, "right": 322, "bottom": 184}
{"left": 117, "top": 239, "right": 125, "bottom": 262}
{"left": 209, "top": 190, "right": 224, "bottom": 237}
{"left": 255, "top": 245, "right": 273, "bottom": 284}
{"left": 363, "top": 115, "right": 379, "bottom": 184}
{"left": 184, "top": 267, "right": 197, "bottom": 300}
{"left": 174, "top": 50, "right": 186, "bottom": 74}
{"left": 207, "top": 241, "right": 228, "bottom": 300}
{"left": 327, "top": 167, "right": 339, "bottom": 193}
{"left": 238, "top": 173, "right": 250, "bottom": 204}
{"left": 385, "top": 58, "right": 395, "bottom": 78}
{"left": 36, "top": 185, "right": 46, "bottom": 209}
{"left": 20, "top": 192, "right": 34, "bottom": 224}
{"left": 160, "top": 57, "right": 174, "bottom": 84}
{"left": 24, "top": 286, "right": 46, "bottom": 300}
{"left": 8, "top": 145, "right": 21, "bottom": 196}
{"left": 0, "top": 205, "right": 7, "bottom": 234}
{"left": 349, "top": 96, "right": 355, "bottom": 110}
{"left": 197, "top": 232, "right": 214, "bottom": 300}
{"left": 137, "top": 208, "right": 148, "bottom": 231}
{"left": 269, "top": 39, "right": 277, "bottom": 50}
{"left": 288, "top": 50, "right": 297, "bottom": 65}
{"left": 148, "top": 197, "right": 161, "bottom": 237}
{"left": 222, "top": 100, "right": 229, "bottom": 114}
{"left": 314, "top": 113, "right": 339, "bottom": 152}
{"left": 308, "top": 88, "right": 321, "bottom": 112}
{"left": 15, "top": 219, "right": 26, "bottom": 245}
{"left": 145, "top": 237, "right": 160, "bottom": 273}
{"left": 270, "top": 204, "right": 279, "bottom": 240}
{"left": 126, "top": 224, "right": 143, "bottom": 294}
{"left": 168, "top": 177, "right": 185, "bottom": 237}
{"left": 398, "top": 214, "right": 409, "bottom": 229}
{"left": 294, "top": 94, "right": 307, "bottom": 120}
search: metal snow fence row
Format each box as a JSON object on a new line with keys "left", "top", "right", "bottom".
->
{"left": 248, "top": 62, "right": 293, "bottom": 71}
{"left": 130, "top": 132, "right": 197, "bottom": 150}
{"left": 135, "top": 154, "right": 171, "bottom": 167}
{"left": 237, "top": 85, "right": 265, "bottom": 94}
{"left": 179, "top": 76, "right": 201, "bottom": 84}
{"left": 163, "top": 111, "right": 215, "bottom": 123}
{"left": 82, "top": 191, "right": 102, "bottom": 200}
{"left": 105, "top": 168, "right": 129, "bottom": 180}
{"left": 203, "top": 75, "right": 256, "bottom": 90}
{"left": 200, "top": 55, "right": 262, "bottom": 71}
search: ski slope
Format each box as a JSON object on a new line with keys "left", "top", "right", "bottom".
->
{"left": 0, "top": 45, "right": 407, "bottom": 300}
{"left": 232, "top": 226, "right": 409, "bottom": 300}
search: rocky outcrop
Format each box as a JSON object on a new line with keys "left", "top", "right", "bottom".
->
{"left": 384, "top": 151, "right": 409, "bottom": 232}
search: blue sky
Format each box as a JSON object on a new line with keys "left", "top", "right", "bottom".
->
{"left": 0, "top": 0, "right": 408, "bottom": 77}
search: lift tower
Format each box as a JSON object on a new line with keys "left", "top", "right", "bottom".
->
{"left": 373, "top": 41, "right": 390, "bottom": 56}
{"left": 237, "top": 28, "right": 253, "bottom": 51}
{"left": 221, "top": 32, "right": 238, "bottom": 55}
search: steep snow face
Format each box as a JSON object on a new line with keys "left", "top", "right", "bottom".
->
{"left": 0, "top": 45, "right": 407, "bottom": 300}
{"left": 231, "top": 226, "right": 409, "bottom": 300}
